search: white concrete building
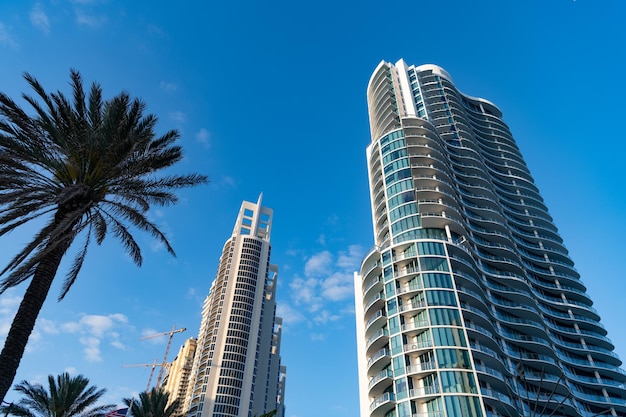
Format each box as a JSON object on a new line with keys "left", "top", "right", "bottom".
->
{"left": 185, "top": 196, "right": 286, "bottom": 417}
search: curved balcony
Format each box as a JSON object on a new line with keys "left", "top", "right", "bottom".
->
{"left": 480, "top": 388, "right": 516, "bottom": 410}
{"left": 366, "top": 328, "right": 389, "bottom": 355}
{"left": 566, "top": 372, "right": 626, "bottom": 391}
{"left": 367, "top": 348, "right": 391, "bottom": 374}
{"left": 474, "top": 363, "right": 506, "bottom": 383}
{"left": 405, "top": 361, "right": 437, "bottom": 376}
{"left": 404, "top": 340, "right": 434, "bottom": 354}
{"left": 398, "top": 299, "right": 427, "bottom": 314}
{"left": 408, "top": 385, "right": 440, "bottom": 400}
{"left": 365, "top": 309, "right": 387, "bottom": 337}
{"left": 544, "top": 320, "right": 613, "bottom": 348}
{"left": 368, "top": 368, "right": 394, "bottom": 397}
{"left": 369, "top": 392, "right": 395, "bottom": 417}
{"left": 401, "top": 320, "right": 430, "bottom": 336}
{"left": 419, "top": 211, "right": 467, "bottom": 237}
{"left": 364, "top": 293, "right": 385, "bottom": 316}
{"left": 363, "top": 276, "right": 383, "bottom": 300}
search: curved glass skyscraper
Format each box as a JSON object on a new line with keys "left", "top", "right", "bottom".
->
{"left": 354, "top": 60, "right": 626, "bottom": 417}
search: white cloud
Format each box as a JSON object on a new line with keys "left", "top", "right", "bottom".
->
{"left": 169, "top": 111, "right": 186, "bottom": 124}
{"left": 195, "top": 128, "right": 211, "bottom": 148}
{"left": 75, "top": 10, "right": 106, "bottom": 28}
{"left": 336, "top": 245, "right": 362, "bottom": 270}
{"left": 64, "top": 366, "right": 78, "bottom": 375}
{"left": 50, "top": 313, "right": 130, "bottom": 361}
{"left": 30, "top": 4, "right": 50, "bottom": 34}
{"left": 310, "top": 333, "right": 326, "bottom": 341}
{"left": 284, "top": 245, "right": 364, "bottom": 330}
{"left": 276, "top": 303, "right": 305, "bottom": 325}
{"left": 109, "top": 331, "right": 125, "bottom": 350}
{"left": 141, "top": 328, "right": 167, "bottom": 345}
{"left": 215, "top": 176, "right": 236, "bottom": 189}
{"left": 0, "top": 22, "right": 19, "bottom": 49}
{"left": 38, "top": 318, "right": 59, "bottom": 334}
{"left": 0, "top": 289, "right": 21, "bottom": 340}
{"left": 304, "top": 251, "right": 332, "bottom": 277}
{"left": 61, "top": 321, "right": 81, "bottom": 333}
{"left": 81, "top": 336, "right": 102, "bottom": 362}
{"left": 289, "top": 276, "right": 322, "bottom": 312}
{"left": 160, "top": 81, "right": 177, "bottom": 93}
{"left": 320, "top": 271, "right": 354, "bottom": 301}
{"left": 78, "top": 313, "right": 127, "bottom": 337}
{"left": 0, "top": 289, "right": 21, "bottom": 315}
{"left": 313, "top": 310, "right": 340, "bottom": 325}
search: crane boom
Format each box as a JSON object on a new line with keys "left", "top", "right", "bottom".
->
{"left": 138, "top": 325, "right": 187, "bottom": 389}
{"left": 121, "top": 359, "right": 161, "bottom": 391}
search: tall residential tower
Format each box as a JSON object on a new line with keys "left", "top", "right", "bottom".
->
{"left": 184, "top": 197, "right": 286, "bottom": 417}
{"left": 354, "top": 60, "right": 626, "bottom": 417}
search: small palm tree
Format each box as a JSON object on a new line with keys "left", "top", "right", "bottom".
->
{"left": 0, "top": 372, "right": 114, "bottom": 417}
{"left": 123, "top": 388, "right": 179, "bottom": 417}
{"left": 0, "top": 70, "right": 208, "bottom": 402}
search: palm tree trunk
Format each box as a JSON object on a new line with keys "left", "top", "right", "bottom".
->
{"left": 0, "top": 237, "right": 72, "bottom": 403}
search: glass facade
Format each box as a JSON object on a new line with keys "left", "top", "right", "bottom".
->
{"left": 355, "top": 60, "right": 626, "bottom": 417}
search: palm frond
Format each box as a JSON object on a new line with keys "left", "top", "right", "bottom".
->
{"left": 103, "top": 209, "right": 143, "bottom": 266}
{"left": 104, "top": 200, "right": 175, "bottom": 256}
{"left": 59, "top": 223, "right": 92, "bottom": 300}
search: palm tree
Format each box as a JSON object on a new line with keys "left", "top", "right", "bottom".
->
{"left": 0, "top": 70, "right": 208, "bottom": 402}
{"left": 0, "top": 372, "right": 114, "bottom": 417}
{"left": 123, "top": 388, "right": 179, "bottom": 417}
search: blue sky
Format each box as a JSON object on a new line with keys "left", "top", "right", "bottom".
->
{"left": 1, "top": 1, "right": 625, "bottom": 416}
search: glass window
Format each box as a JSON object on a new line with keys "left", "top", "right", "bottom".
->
{"left": 388, "top": 191, "right": 416, "bottom": 210}
{"left": 444, "top": 396, "right": 482, "bottom": 417}
{"left": 418, "top": 242, "right": 445, "bottom": 256}
{"left": 388, "top": 316, "right": 400, "bottom": 335}
{"left": 390, "top": 335, "right": 403, "bottom": 355}
{"left": 429, "top": 308, "right": 461, "bottom": 325}
{"left": 389, "top": 203, "right": 418, "bottom": 223}
{"left": 391, "top": 215, "right": 421, "bottom": 235}
{"left": 380, "top": 130, "right": 404, "bottom": 147}
{"left": 436, "top": 348, "right": 472, "bottom": 369}
{"left": 382, "top": 251, "right": 392, "bottom": 265}
{"left": 383, "top": 149, "right": 408, "bottom": 165}
{"left": 426, "top": 291, "right": 457, "bottom": 307}
{"left": 381, "top": 138, "right": 406, "bottom": 155}
{"left": 396, "top": 401, "right": 410, "bottom": 417}
{"left": 395, "top": 378, "right": 408, "bottom": 400}
{"left": 424, "top": 398, "right": 443, "bottom": 414}
{"left": 386, "top": 178, "right": 412, "bottom": 197}
{"left": 440, "top": 371, "right": 477, "bottom": 394}
{"left": 433, "top": 328, "right": 466, "bottom": 347}
{"left": 384, "top": 158, "right": 410, "bottom": 175}
{"left": 422, "top": 273, "right": 453, "bottom": 289}
{"left": 394, "top": 228, "right": 446, "bottom": 245}
{"left": 384, "top": 266, "right": 394, "bottom": 282}
{"left": 392, "top": 356, "right": 405, "bottom": 375}
{"left": 385, "top": 168, "right": 412, "bottom": 186}
{"left": 420, "top": 257, "right": 449, "bottom": 272}
{"left": 387, "top": 299, "right": 397, "bottom": 316}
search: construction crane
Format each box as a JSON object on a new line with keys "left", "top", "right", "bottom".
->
{"left": 139, "top": 325, "right": 186, "bottom": 388}
{"left": 121, "top": 359, "right": 164, "bottom": 391}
